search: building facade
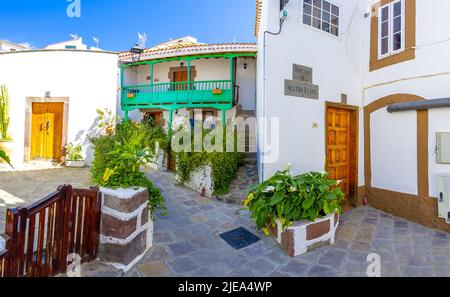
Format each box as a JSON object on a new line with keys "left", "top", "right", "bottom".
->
{"left": 118, "top": 37, "right": 257, "bottom": 170}
{"left": 256, "top": 0, "right": 450, "bottom": 232}
{"left": 0, "top": 49, "right": 119, "bottom": 165}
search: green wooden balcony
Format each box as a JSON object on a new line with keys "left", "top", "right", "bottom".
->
{"left": 121, "top": 80, "right": 234, "bottom": 112}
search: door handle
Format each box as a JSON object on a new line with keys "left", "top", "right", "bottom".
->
{"left": 45, "top": 120, "right": 51, "bottom": 131}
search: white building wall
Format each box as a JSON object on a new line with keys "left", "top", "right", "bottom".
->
{"left": 371, "top": 108, "right": 418, "bottom": 194}
{"left": 0, "top": 50, "right": 119, "bottom": 165}
{"left": 257, "top": 0, "right": 365, "bottom": 181}
{"left": 364, "top": 0, "right": 450, "bottom": 197}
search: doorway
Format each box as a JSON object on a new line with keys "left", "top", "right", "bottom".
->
{"left": 325, "top": 103, "right": 358, "bottom": 209}
{"left": 30, "top": 103, "right": 64, "bottom": 161}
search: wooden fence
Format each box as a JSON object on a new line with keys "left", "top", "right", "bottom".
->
{"left": 0, "top": 185, "right": 101, "bottom": 277}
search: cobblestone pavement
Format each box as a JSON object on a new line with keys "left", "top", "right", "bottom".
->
{"left": 0, "top": 167, "right": 92, "bottom": 231}
{"left": 214, "top": 164, "right": 259, "bottom": 204}
{"left": 124, "top": 170, "right": 450, "bottom": 277}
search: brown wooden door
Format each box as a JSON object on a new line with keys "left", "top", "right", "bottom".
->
{"left": 173, "top": 71, "right": 188, "bottom": 91}
{"left": 31, "top": 103, "right": 64, "bottom": 161}
{"left": 326, "top": 105, "right": 357, "bottom": 208}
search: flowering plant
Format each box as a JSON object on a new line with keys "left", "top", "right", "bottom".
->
{"left": 244, "top": 167, "right": 344, "bottom": 235}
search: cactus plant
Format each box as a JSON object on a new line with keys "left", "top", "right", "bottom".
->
{"left": 0, "top": 85, "right": 10, "bottom": 140}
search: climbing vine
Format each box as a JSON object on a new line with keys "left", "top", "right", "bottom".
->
{"left": 174, "top": 127, "right": 244, "bottom": 195}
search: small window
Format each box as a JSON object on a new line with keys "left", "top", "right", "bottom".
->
{"left": 378, "top": 0, "right": 405, "bottom": 58}
{"left": 65, "top": 45, "right": 77, "bottom": 49}
{"left": 303, "top": 0, "right": 339, "bottom": 37}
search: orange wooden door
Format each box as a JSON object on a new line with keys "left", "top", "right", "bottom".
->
{"left": 326, "top": 106, "right": 357, "bottom": 206}
{"left": 31, "top": 103, "right": 64, "bottom": 161}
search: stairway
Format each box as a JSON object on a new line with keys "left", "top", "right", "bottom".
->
{"left": 214, "top": 107, "right": 259, "bottom": 205}
{"left": 236, "top": 107, "right": 257, "bottom": 165}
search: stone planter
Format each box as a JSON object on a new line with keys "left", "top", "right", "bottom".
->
{"left": 65, "top": 160, "right": 85, "bottom": 168}
{"left": 269, "top": 213, "right": 339, "bottom": 257}
{"left": 176, "top": 165, "right": 213, "bottom": 198}
{"left": 99, "top": 187, "right": 153, "bottom": 272}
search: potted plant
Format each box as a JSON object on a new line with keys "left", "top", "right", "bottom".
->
{"left": 65, "top": 143, "right": 85, "bottom": 168}
{"left": 244, "top": 167, "right": 344, "bottom": 257}
{"left": 0, "top": 149, "right": 12, "bottom": 168}
{"left": 90, "top": 120, "right": 166, "bottom": 271}
{"left": 0, "top": 85, "right": 13, "bottom": 158}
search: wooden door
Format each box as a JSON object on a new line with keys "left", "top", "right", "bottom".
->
{"left": 31, "top": 103, "right": 64, "bottom": 161}
{"left": 326, "top": 105, "right": 357, "bottom": 208}
{"left": 173, "top": 71, "right": 188, "bottom": 91}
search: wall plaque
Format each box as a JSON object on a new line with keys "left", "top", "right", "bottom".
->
{"left": 293, "top": 64, "right": 313, "bottom": 83}
{"left": 284, "top": 80, "right": 319, "bottom": 100}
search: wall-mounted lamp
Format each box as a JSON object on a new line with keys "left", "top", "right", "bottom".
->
{"left": 180, "top": 62, "right": 185, "bottom": 67}
{"left": 243, "top": 63, "right": 248, "bottom": 70}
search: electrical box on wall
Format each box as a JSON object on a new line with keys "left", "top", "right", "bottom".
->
{"left": 436, "top": 132, "right": 450, "bottom": 164}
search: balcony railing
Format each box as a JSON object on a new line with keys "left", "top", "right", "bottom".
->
{"left": 121, "top": 80, "right": 234, "bottom": 111}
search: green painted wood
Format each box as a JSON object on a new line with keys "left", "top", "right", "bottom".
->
{"left": 121, "top": 80, "right": 233, "bottom": 112}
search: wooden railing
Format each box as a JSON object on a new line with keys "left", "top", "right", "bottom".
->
{"left": 0, "top": 185, "right": 101, "bottom": 277}
{"left": 122, "top": 80, "right": 234, "bottom": 110}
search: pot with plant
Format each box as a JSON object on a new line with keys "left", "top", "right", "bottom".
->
{"left": 65, "top": 143, "right": 85, "bottom": 168}
{"left": 244, "top": 167, "right": 344, "bottom": 257}
{"left": 90, "top": 120, "right": 166, "bottom": 272}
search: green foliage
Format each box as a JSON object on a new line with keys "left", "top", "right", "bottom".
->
{"left": 244, "top": 169, "right": 344, "bottom": 234}
{"left": 175, "top": 127, "right": 243, "bottom": 195}
{"left": 91, "top": 120, "right": 167, "bottom": 219}
{"left": 65, "top": 143, "right": 84, "bottom": 161}
{"left": 0, "top": 149, "right": 12, "bottom": 168}
{"left": 0, "top": 85, "right": 11, "bottom": 140}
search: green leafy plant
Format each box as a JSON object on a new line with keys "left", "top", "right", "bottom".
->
{"left": 0, "top": 85, "right": 11, "bottom": 141}
{"left": 0, "top": 149, "right": 12, "bottom": 168}
{"left": 65, "top": 143, "right": 84, "bottom": 161}
{"left": 174, "top": 126, "right": 243, "bottom": 195}
{"left": 244, "top": 169, "right": 344, "bottom": 236}
{"left": 91, "top": 120, "right": 167, "bottom": 219}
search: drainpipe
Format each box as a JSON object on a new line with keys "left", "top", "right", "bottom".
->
{"left": 261, "top": 12, "right": 287, "bottom": 182}
{"left": 387, "top": 98, "right": 450, "bottom": 113}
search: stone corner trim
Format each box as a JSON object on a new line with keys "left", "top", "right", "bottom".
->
{"left": 99, "top": 187, "right": 153, "bottom": 273}
{"left": 270, "top": 213, "right": 339, "bottom": 257}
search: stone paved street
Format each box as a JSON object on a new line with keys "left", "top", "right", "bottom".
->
{"left": 215, "top": 164, "right": 259, "bottom": 204}
{"left": 124, "top": 170, "right": 450, "bottom": 277}
{"left": 0, "top": 166, "right": 92, "bottom": 231}
{"left": 0, "top": 166, "right": 449, "bottom": 277}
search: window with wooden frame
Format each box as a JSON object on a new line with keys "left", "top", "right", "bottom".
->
{"left": 379, "top": 0, "right": 404, "bottom": 58}
{"left": 370, "top": 0, "right": 416, "bottom": 72}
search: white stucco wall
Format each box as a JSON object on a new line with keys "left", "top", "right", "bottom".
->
{"left": 363, "top": 0, "right": 450, "bottom": 197}
{"left": 371, "top": 108, "right": 418, "bottom": 194}
{"left": 257, "top": 0, "right": 365, "bottom": 181}
{"left": 0, "top": 50, "right": 119, "bottom": 165}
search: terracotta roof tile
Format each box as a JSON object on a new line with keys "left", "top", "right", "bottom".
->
{"left": 119, "top": 42, "right": 257, "bottom": 63}
{"left": 255, "top": 0, "right": 263, "bottom": 37}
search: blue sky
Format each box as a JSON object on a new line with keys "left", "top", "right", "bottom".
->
{"left": 0, "top": 0, "right": 256, "bottom": 51}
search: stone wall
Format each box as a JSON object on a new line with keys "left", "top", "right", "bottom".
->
{"left": 99, "top": 187, "right": 153, "bottom": 272}
{"left": 270, "top": 213, "right": 339, "bottom": 257}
